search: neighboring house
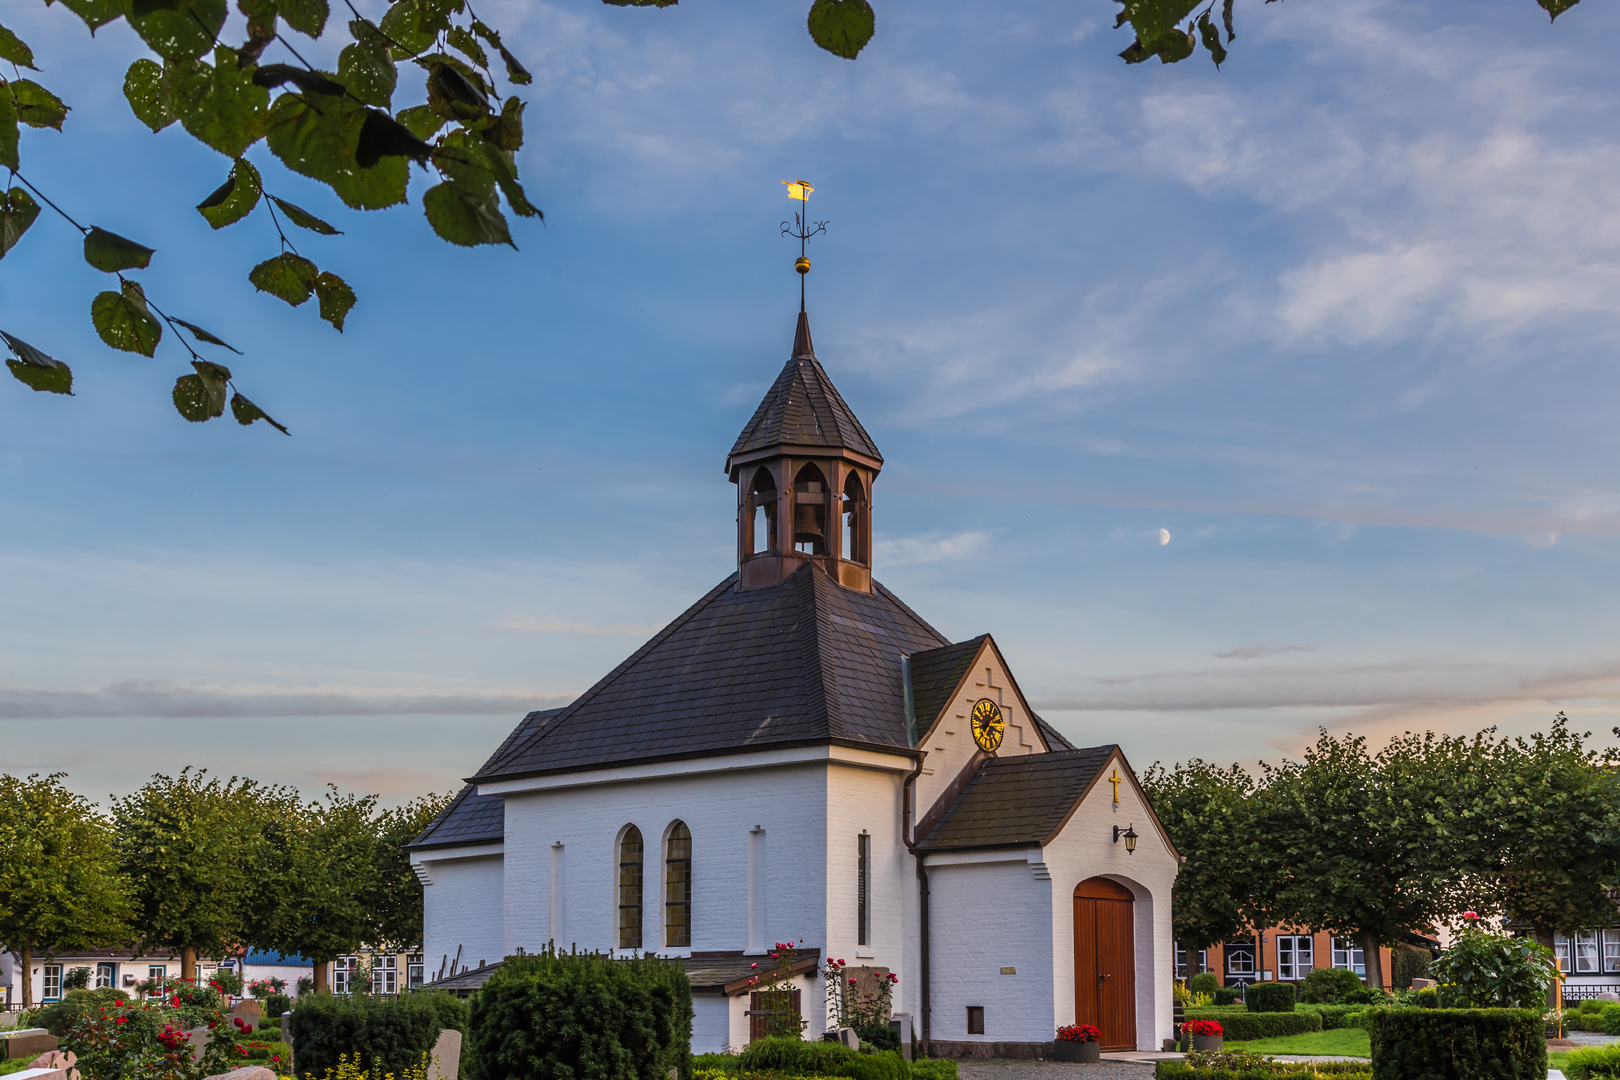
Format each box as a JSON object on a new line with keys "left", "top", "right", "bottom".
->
{"left": 1548, "top": 928, "right": 1620, "bottom": 999}
{"left": 409, "top": 309, "right": 1183, "bottom": 1056}
{"left": 1175, "top": 928, "right": 1439, "bottom": 991}
{"left": 322, "top": 948, "right": 425, "bottom": 995}
{"left": 6, "top": 946, "right": 232, "bottom": 1007}
{"left": 230, "top": 950, "right": 315, "bottom": 997}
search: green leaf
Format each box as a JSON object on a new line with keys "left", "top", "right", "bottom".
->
{"left": 124, "top": 0, "right": 228, "bottom": 61}
{"left": 10, "top": 80, "right": 69, "bottom": 130}
{"left": 266, "top": 94, "right": 410, "bottom": 210}
{"left": 231, "top": 391, "right": 289, "bottom": 433}
{"left": 1539, "top": 0, "right": 1580, "bottom": 17}
{"left": 57, "top": 0, "right": 125, "bottom": 31}
{"left": 1114, "top": 0, "right": 1200, "bottom": 57}
{"left": 1198, "top": 12, "right": 1226, "bottom": 67}
{"left": 124, "top": 58, "right": 177, "bottom": 131}
{"left": 445, "top": 26, "right": 488, "bottom": 69}
{"left": 0, "top": 188, "right": 40, "bottom": 258}
{"left": 396, "top": 104, "right": 443, "bottom": 141}
{"left": 269, "top": 195, "right": 342, "bottom": 235}
{"left": 481, "top": 142, "right": 540, "bottom": 219}
{"left": 237, "top": 0, "right": 278, "bottom": 36}
{"left": 470, "top": 21, "right": 530, "bottom": 85}
{"left": 172, "top": 318, "right": 241, "bottom": 353}
{"left": 377, "top": 0, "right": 440, "bottom": 55}
{"left": 1120, "top": 27, "right": 1195, "bottom": 64}
{"left": 423, "top": 179, "right": 512, "bottom": 248}
{"left": 424, "top": 56, "right": 489, "bottom": 120}
{"left": 356, "top": 109, "right": 434, "bottom": 166}
{"left": 339, "top": 20, "right": 396, "bottom": 108}
{"left": 173, "top": 360, "right": 231, "bottom": 422}
{"left": 0, "top": 24, "right": 39, "bottom": 70}
{"left": 314, "top": 271, "right": 355, "bottom": 330}
{"left": 84, "top": 227, "right": 155, "bottom": 273}
{"left": 91, "top": 281, "right": 162, "bottom": 356}
{"left": 171, "top": 47, "right": 270, "bottom": 158}
{"left": 196, "top": 158, "right": 262, "bottom": 229}
{"left": 1222, "top": 0, "right": 1235, "bottom": 41}
{"left": 488, "top": 95, "right": 524, "bottom": 152}
{"left": 277, "top": 0, "right": 328, "bottom": 36}
{"left": 806, "top": 0, "right": 874, "bottom": 60}
{"left": 1, "top": 331, "right": 71, "bottom": 395}
{"left": 0, "top": 92, "right": 18, "bottom": 171}
{"left": 249, "top": 252, "right": 319, "bottom": 306}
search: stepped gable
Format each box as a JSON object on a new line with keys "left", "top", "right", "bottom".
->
{"left": 474, "top": 565, "right": 948, "bottom": 784}
{"left": 410, "top": 708, "right": 565, "bottom": 849}
{"left": 727, "top": 311, "right": 882, "bottom": 465}
{"left": 916, "top": 746, "right": 1118, "bottom": 852}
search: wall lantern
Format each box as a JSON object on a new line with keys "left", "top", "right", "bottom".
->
{"left": 1113, "top": 824, "right": 1139, "bottom": 854}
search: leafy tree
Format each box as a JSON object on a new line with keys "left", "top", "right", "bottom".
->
{"left": 1141, "top": 758, "right": 1260, "bottom": 950}
{"left": 1250, "top": 729, "right": 1481, "bottom": 990}
{"left": 111, "top": 768, "right": 266, "bottom": 983}
{"left": 367, "top": 791, "right": 451, "bottom": 952}
{"left": 0, "top": 773, "right": 132, "bottom": 1009}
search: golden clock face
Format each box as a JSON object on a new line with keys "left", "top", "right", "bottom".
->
{"left": 970, "top": 698, "right": 1005, "bottom": 753}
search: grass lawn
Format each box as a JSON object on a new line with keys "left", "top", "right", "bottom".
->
{"left": 1225, "top": 1028, "right": 1372, "bottom": 1058}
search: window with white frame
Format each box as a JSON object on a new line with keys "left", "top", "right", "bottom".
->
{"left": 372, "top": 954, "right": 396, "bottom": 995}
{"left": 1555, "top": 935, "right": 1571, "bottom": 973}
{"left": 1604, "top": 930, "right": 1620, "bottom": 973}
{"left": 42, "top": 965, "right": 61, "bottom": 1002}
{"left": 333, "top": 956, "right": 355, "bottom": 995}
{"left": 96, "top": 963, "right": 115, "bottom": 989}
{"left": 1225, "top": 941, "right": 1256, "bottom": 977}
{"left": 1175, "top": 942, "right": 1188, "bottom": 979}
{"left": 1331, "top": 938, "right": 1365, "bottom": 976}
{"left": 1577, "top": 931, "right": 1602, "bottom": 974}
{"left": 1276, "top": 935, "right": 1314, "bottom": 981}
{"left": 408, "top": 955, "right": 423, "bottom": 991}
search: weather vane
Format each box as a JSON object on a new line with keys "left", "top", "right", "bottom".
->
{"left": 781, "top": 179, "right": 827, "bottom": 313}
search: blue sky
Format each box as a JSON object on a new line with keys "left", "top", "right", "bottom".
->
{"left": 5, "top": 0, "right": 1620, "bottom": 802}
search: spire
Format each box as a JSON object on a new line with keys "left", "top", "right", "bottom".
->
{"left": 792, "top": 310, "right": 815, "bottom": 360}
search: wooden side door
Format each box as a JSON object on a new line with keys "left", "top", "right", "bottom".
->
{"left": 1074, "top": 877, "right": 1137, "bottom": 1051}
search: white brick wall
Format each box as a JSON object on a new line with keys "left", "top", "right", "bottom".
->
{"left": 418, "top": 851, "right": 505, "bottom": 978}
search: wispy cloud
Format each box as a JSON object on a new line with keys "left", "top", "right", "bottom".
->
{"left": 874, "top": 531, "right": 990, "bottom": 565}
{"left": 1215, "top": 645, "right": 1317, "bottom": 660}
{"left": 497, "top": 617, "right": 665, "bottom": 636}
{"left": 0, "top": 684, "right": 572, "bottom": 721}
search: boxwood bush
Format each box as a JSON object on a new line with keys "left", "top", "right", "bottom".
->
{"left": 265, "top": 993, "right": 292, "bottom": 1019}
{"left": 468, "top": 948, "right": 691, "bottom": 1080}
{"left": 289, "top": 991, "right": 467, "bottom": 1079}
{"left": 1188, "top": 972, "right": 1221, "bottom": 996}
{"left": 1245, "top": 983, "right": 1296, "bottom": 1013}
{"left": 1214, "top": 988, "right": 1244, "bottom": 1006}
{"left": 1366, "top": 1007, "right": 1544, "bottom": 1080}
{"left": 1183, "top": 1006, "right": 1321, "bottom": 1041}
{"left": 1300, "top": 968, "right": 1367, "bottom": 1005}
{"left": 1154, "top": 1051, "right": 1371, "bottom": 1079}
{"left": 735, "top": 1038, "right": 909, "bottom": 1080}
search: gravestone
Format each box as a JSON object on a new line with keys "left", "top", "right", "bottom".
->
{"left": 2, "top": 1031, "right": 58, "bottom": 1060}
{"left": 185, "top": 1027, "right": 212, "bottom": 1062}
{"left": 888, "top": 1014, "right": 913, "bottom": 1061}
{"left": 833, "top": 1027, "right": 859, "bottom": 1050}
{"left": 25, "top": 1050, "right": 77, "bottom": 1080}
{"left": 428, "top": 1027, "right": 462, "bottom": 1080}
{"left": 1598, "top": 992, "right": 1620, "bottom": 1003}
{"left": 280, "top": 1012, "right": 292, "bottom": 1048}
{"left": 1409, "top": 978, "right": 1437, "bottom": 991}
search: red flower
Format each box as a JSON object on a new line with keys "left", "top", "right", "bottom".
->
{"left": 849, "top": 978, "right": 858, "bottom": 986}
{"left": 750, "top": 963, "right": 758, "bottom": 969}
{"left": 1056, "top": 1024, "right": 1100, "bottom": 1043}
{"left": 115, "top": 1017, "right": 128, "bottom": 1025}
{"left": 1463, "top": 911, "right": 1480, "bottom": 921}
{"left": 1184, "top": 1020, "right": 1223, "bottom": 1037}
{"left": 113, "top": 1000, "right": 123, "bottom": 1007}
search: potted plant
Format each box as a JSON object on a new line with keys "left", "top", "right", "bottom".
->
{"left": 1184, "top": 1019, "right": 1223, "bottom": 1052}
{"left": 1054, "top": 1024, "right": 1102, "bottom": 1062}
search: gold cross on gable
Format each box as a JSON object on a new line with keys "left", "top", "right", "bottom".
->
{"left": 1109, "top": 769, "right": 1121, "bottom": 804}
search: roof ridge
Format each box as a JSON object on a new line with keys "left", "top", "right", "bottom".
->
{"left": 870, "top": 579, "right": 951, "bottom": 646}
{"left": 474, "top": 574, "right": 743, "bottom": 781}
{"left": 796, "top": 565, "right": 838, "bottom": 740}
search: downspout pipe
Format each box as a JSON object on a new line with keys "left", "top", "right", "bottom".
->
{"left": 899, "top": 653, "right": 931, "bottom": 1056}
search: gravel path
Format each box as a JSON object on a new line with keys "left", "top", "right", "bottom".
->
{"left": 957, "top": 1060, "right": 1155, "bottom": 1080}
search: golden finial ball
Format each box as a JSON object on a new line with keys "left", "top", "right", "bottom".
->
{"left": 795, "top": 256, "right": 811, "bottom": 275}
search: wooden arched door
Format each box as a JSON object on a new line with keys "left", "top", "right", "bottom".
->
{"left": 1074, "top": 877, "right": 1136, "bottom": 1051}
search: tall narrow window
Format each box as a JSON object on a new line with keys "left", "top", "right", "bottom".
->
{"left": 1578, "top": 931, "right": 1601, "bottom": 973}
{"left": 665, "top": 820, "right": 692, "bottom": 948}
{"left": 619, "top": 825, "right": 645, "bottom": 950}
{"left": 42, "top": 965, "right": 61, "bottom": 1002}
{"left": 857, "top": 832, "right": 871, "bottom": 947}
{"left": 842, "top": 473, "right": 866, "bottom": 564}
{"left": 96, "top": 963, "right": 115, "bottom": 989}
{"left": 1555, "top": 934, "right": 1571, "bottom": 973}
{"left": 792, "top": 464, "right": 828, "bottom": 555}
{"left": 750, "top": 468, "right": 777, "bottom": 555}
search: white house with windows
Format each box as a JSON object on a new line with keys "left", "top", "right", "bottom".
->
{"left": 410, "top": 310, "right": 1182, "bottom": 1056}
{"left": 3, "top": 947, "right": 233, "bottom": 1008}
{"left": 326, "top": 949, "right": 425, "bottom": 995}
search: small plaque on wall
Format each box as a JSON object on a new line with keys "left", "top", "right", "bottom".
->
{"left": 1000, "top": 967, "right": 1016, "bottom": 975}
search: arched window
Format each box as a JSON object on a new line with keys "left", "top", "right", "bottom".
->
{"left": 665, "top": 820, "right": 692, "bottom": 948}
{"left": 841, "top": 472, "right": 866, "bottom": 564}
{"left": 618, "top": 826, "right": 644, "bottom": 950}
{"left": 793, "top": 463, "right": 827, "bottom": 555}
{"left": 750, "top": 468, "right": 777, "bottom": 556}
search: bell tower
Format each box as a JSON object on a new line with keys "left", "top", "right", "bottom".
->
{"left": 727, "top": 310, "right": 883, "bottom": 592}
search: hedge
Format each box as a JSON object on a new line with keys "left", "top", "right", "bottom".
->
{"left": 289, "top": 992, "right": 468, "bottom": 1079}
{"left": 1366, "top": 1008, "right": 1544, "bottom": 1080}
{"left": 1154, "top": 1063, "right": 1371, "bottom": 1079}
{"left": 734, "top": 1040, "right": 911, "bottom": 1080}
{"left": 1184, "top": 1006, "right": 1322, "bottom": 1041}
{"left": 1565, "top": 1043, "right": 1620, "bottom": 1079}
{"left": 1246, "top": 983, "right": 1297, "bottom": 1013}
{"left": 1214, "top": 988, "right": 1244, "bottom": 1006}
{"left": 468, "top": 948, "right": 691, "bottom": 1080}
{"left": 1299, "top": 1004, "right": 1366, "bottom": 1030}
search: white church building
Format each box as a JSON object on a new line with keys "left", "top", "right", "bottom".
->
{"left": 409, "top": 310, "right": 1181, "bottom": 1056}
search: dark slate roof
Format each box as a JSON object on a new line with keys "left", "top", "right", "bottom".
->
{"left": 410, "top": 709, "right": 566, "bottom": 850}
{"left": 728, "top": 312, "right": 882, "bottom": 465}
{"left": 908, "top": 636, "right": 987, "bottom": 732}
{"left": 917, "top": 745, "right": 1117, "bottom": 852}
{"left": 1033, "top": 714, "right": 1075, "bottom": 751}
{"left": 685, "top": 948, "right": 820, "bottom": 995}
{"left": 475, "top": 566, "right": 948, "bottom": 783}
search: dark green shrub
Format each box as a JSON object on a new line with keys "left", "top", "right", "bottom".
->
{"left": 1602, "top": 1003, "right": 1620, "bottom": 1037}
{"left": 1391, "top": 946, "right": 1431, "bottom": 990}
{"left": 836, "top": 1051, "right": 909, "bottom": 1080}
{"left": 1188, "top": 972, "right": 1221, "bottom": 996}
{"left": 1244, "top": 983, "right": 1296, "bottom": 1013}
{"left": 1300, "top": 1003, "right": 1369, "bottom": 1029}
{"left": 1300, "top": 967, "right": 1366, "bottom": 1005}
{"left": 468, "top": 948, "right": 692, "bottom": 1080}
{"left": 909, "top": 1060, "right": 957, "bottom": 1080}
{"left": 32, "top": 988, "right": 128, "bottom": 1036}
{"left": 1366, "top": 1007, "right": 1544, "bottom": 1080}
{"left": 856, "top": 1021, "right": 900, "bottom": 1052}
{"left": 1154, "top": 1061, "right": 1371, "bottom": 1079}
{"left": 739, "top": 1037, "right": 857, "bottom": 1074}
{"left": 289, "top": 991, "right": 457, "bottom": 1078}
{"left": 265, "top": 993, "right": 291, "bottom": 1019}
{"left": 1565, "top": 1043, "right": 1620, "bottom": 1078}
{"left": 1214, "top": 988, "right": 1244, "bottom": 1006}
{"left": 208, "top": 968, "right": 245, "bottom": 996}
{"left": 1183, "top": 1006, "right": 1321, "bottom": 1041}
{"left": 692, "top": 1053, "right": 740, "bottom": 1074}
